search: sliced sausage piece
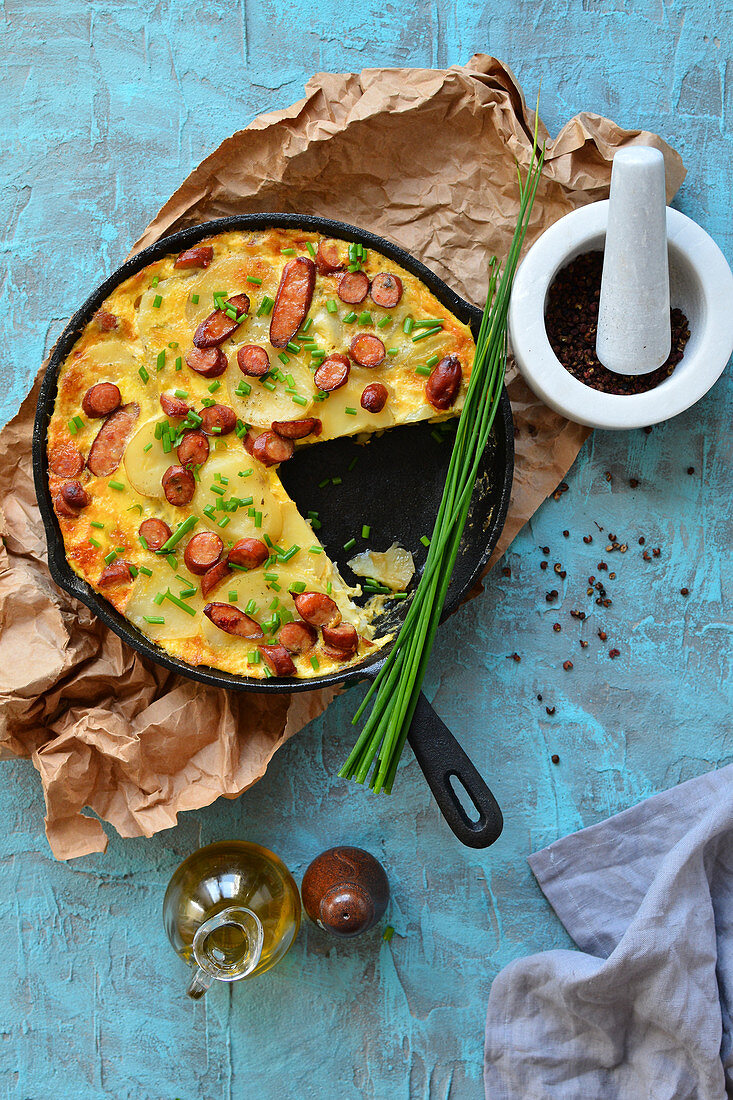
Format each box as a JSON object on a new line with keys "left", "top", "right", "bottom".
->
{"left": 271, "top": 417, "right": 321, "bottom": 440}
{"left": 292, "top": 591, "right": 340, "bottom": 627}
{"left": 177, "top": 430, "right": 209, "bottom": 468}
{"left": 160, "top": 392, "right": 191, "bottom": 418}
{"left": 201, "top": 559, "right": 232, "bottom": 598}
{"left": 185, "top": 347, "right": 228, "bottom": 378}
{"left": 315, "top": 238, "right": 345, "bottom": 275}
{"left": 184, "top": 531, "right": 224, "bottom": 575}
{"left": 278, "top": 620, "right": 317, "bottom": 655}
{"left": 228, "top": 538, "right": 269, "bottom": 569}
{"left": 82, "top": 382, "right": 121, "bottom": 419}
{"left": 269, "top": 258, "right": 315, "bottom": 348}
{"left": 98, "top": 561, "right": 133, "bottom": 587}
{"left": 60, "top": 481, "right": 89, "bottom": 510}
{"left": 252, "top": 431, "right": 294, "bottom": 467}
{"left": 337, "top": 271, "right": 369, "bottom": 305}
{"left": 193, "top": 293, "right": 250, "bottom": 349}
{"left": 360, "top": 383, "right": 388, "bottom": 413}
{"left": 426, "top": 353, "right": 462, "bottom": 410}
{"left": 370, "top": 273, "right": 403, "bottom": 309}
{"left": 322, "top": 622, "right": 359, "bottom": 655}
{"left": 93, "top": 309, "right": 119, "bottom": 332}
{"left": 162, "top": 464, "right": 195, "bottom": 506}
{"left": 139, "top": 517, "right": 172, "bottom": 551}
{"left": 314, "top": 354, "right": 350, "bottom": 392}
{"left": 174, "top": 245, "right": 214, "bottom": 270}
{"left": 203, "top": 602, "right": 263, "bottom": 638}
{"left": 86, "top": 402, "right": 140, "bottom": 477}
{"left": 237, "top": 344, "right": 270, "bottom": 378}
{"left": 200, "top": 404, "right": 237, "bottom": 437}
{"left": 260, "top": 644, "right": 296, "bottom": 677}
{"left": 54, "top": 491, "right": 80, "bottom": 518}
{"left": 349, "top": 334, "right": 385, "bottom": 369}
{"left": 49, "top": 443, "right": 84, "bottom": 478}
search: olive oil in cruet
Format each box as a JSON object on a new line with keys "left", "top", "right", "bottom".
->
{"left": 163, "top": 840, "right": 301, "bottom": 999}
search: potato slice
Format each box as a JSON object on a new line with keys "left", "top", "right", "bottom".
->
{"left": 126, "top": 561, "right": 203, "bottom": 641}
{"left": 192, "top": 448, "right": 284, "bottom": 544}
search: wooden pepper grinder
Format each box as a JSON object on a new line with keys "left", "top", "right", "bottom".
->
{"left": 301, "top": 846, "right": 389, "bottom": 937}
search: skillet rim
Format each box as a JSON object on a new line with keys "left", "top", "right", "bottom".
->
{"left": 32, "top": 213, "right": 514, "bottom": 694}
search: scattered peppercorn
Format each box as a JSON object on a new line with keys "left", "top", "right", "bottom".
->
{"left": 680, "top": 587, "right": 689, "bottom": 596}
{"left": 545, "top": 251, "right": 691, "bottom": 394}
{"left": 551, "top": 754, "right": 560, "bottom": 764}
{"left": 540, "top": 561, "right": 548, "bottom": 570}
{"left": 638, "top": 537, "right": 645, "bottom": 545}
{"left": 563, "top": 530, "right": 569, "bottom": 538}
{"left": 643, "top": 425, "right": 653, "bottom": 433}
{"left": 598, "top": 561, "right": 608, "bottom": 571}
{"left": 609, "top": 648, "right": 620, "bottom": 659}
{"left": 546, "top": 590, "right": 558, "bottom": 602}
{"left": 609, "top": 572, "right": 616, "bottom": 580}
{"left": 583, "top": 535, "right": 593, "bottom": 544}
{"left": 687, "top": 467, "right": 695, "bottom": 475}
{"left": 580, "top": 640, "right": 589, "bottom": 648}
{"left": 652, "top": 548, "right": 661, "bottom": 557}
{"left": 546, "top": 706, "right": 556, "bottom": 716}
{"left": 604, "top": 472, "right": 612, "bottom": 482}
{"left": 537, "top": 694, "right": 543, "bottom": 702}
{"left": 552, "top": 482, "right": 569, "bottom": 501}
{"left": 553, "top": 623, "right": 561, "bottom": 632}
{"left": 541, "top": 546, "right": 550, "bottom": 555}
{"left": 563, "top": 660, "right": 574, "bottom": 671}
{"left": 501, "top": 566, "right": 511, "bottom": 577}
{"left": 508, "top": 652, "right": 521, "bottom": 662}
{"left": 598, "top": 630, "right": 607, "bottom": 641}
{"left": 642, "top": 551, "right": 651, "bottom": 561}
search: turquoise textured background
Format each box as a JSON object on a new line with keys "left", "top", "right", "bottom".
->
{"left": 1, "top": 2, "right": 731, "bottom": 1098}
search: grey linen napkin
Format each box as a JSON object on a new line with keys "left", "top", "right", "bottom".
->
{"left": 484, "top": 764, "right": 733, "bottom": 1100}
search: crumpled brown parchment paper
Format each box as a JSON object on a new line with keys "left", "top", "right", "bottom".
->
{"left": 0, "top": 55, "right": 684, "bottom": 859}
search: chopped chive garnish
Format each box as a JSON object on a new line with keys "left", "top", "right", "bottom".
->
{"left": 264, "top": 572, "right": 279, "bottom": 582}
{"left": 235, "top": 381, "right": 252, "bottom": 396}
{"left": 290, "top": 581, "right": 306, "bottom": 593}
{"left": 203, "top": 504, "right": 216, "bottom": 519}
{"left": 326, "top": 582, "right": 332, "bottom": 594}
{"left": 88, "top": 537, "right": 101, "bottom": 549}
{"left": 156, "top": 350, "right": 165, "bottom": 371}
{"left": 326, "top": 299, "right": 338, "bottom": 314}
{"left": 191, "top": 293, "right": 199, "bottom": 304}
{"left": 345, "top": 407, "right": 357, "bottom": 415}
{"left": 343, "top": 538, "right": 356, "bottom": 551}
{"left": 277, "top": 352, "right": 290, "bottom": 365}
{"left": 210, "top": 484, "right": 225, "bottom": 496}
{"left": 138, "top": 565, "right": 152, "bottom": 577}
{"left": 174, "top": 388, "right": 188, "bottom": 399}
{"left": 67, "top": 418, "right": 78, "bottom": 435}
{"left": 153, "top": 592, "right": 165, "bottom": 606}
{"left": 164, "top": 589, "right": 196, "bottom": 616}
{"left": 387, "top": 347, "right": 399, "bottom": 356}
{"left": 168, "top": 341, "right": 178, "bottom": 349}
{"left": 281, "top": 247, "right": 296, "bottom": 256}
{"left": 248, "top": 650, "right": 261, "bottom": 665}
{"left": 239, "top": 468, "right": 253, "bottom": 477}
{"left": 342, "top": 311, "right": 357, "bottom": 324}
{"left": 309, "top": 546, "right": 323, "bottom": 554}
{"left": 347, "top": 263, "right": 360, "bottom": 273}
{"left": 144, "top": 615, "right": 165, "bottom": 625}
{"left": 246, "top": 275, "right": 262, "bottom": 285}
{"left": 262, "top": 666, "right": 274, "bottom": 679}
{"left": 269, "top": 597, "right": 279, "bottom": 610}
{"left": 139, "top": 535, "right": 149, "bottom": 550}
{"left": 127, "top": 503, "right": 143, "bottom": 514}
{"left": 291, "top": 394, "right": 308, "bottom": 407}
{"left": 277, "top": 545, "right": 299, "bottom": 562}
{"left": 319, "top": 478, "right": 330, "bottom": 489}
{"left": 72, "top": 416, "right": 84, "bottom": 431}
{"left": 151, "top": 275, "right": 159, "bottom": 288}
{"left": 257, "top": 296, "right": 275, "bottom": 316}
{"left": 420, "top": 535, "right": 431, "bottom": 547}
{"left": 129, "top": 565, "right": 139, "bottom": 578}
{"left": 431, "top": 430, "right": 443, "bottom": 444}
{"left": 166, "top": 555, "right": 178, "bottom": 570}
{"left": 108, "top": 480, "right": 125, "bottom": 491}
{"left": 412, "top": 327, "right": 442, "bottom": 342}
{"left": 175, "top": 357, "right": 182, "bottom": 371}
{"left": 310, "top": 655, "right": 320, "bottom": 671}
{"left": 403, "top": 317, "right": 414, "bottom": 334}
{"left": 414, "top": 318, "right": 445, "bottom": 328}
{"left": 414, "top": 365, "right": 431, "bottom": 377}
{"left": 306, "top": 242, "right": 316, "bottom": 258}
{"left": 286, "top": 341, "right": 300, "bottom": 353}
{"left": 377, "top": 315, "right": 391, "bottom": 329}
{"left": 332, "top": 476, "right": 342, "bottom": 486}
{"left": 159, "top": 515, "right": 198, "bottom": 552}
{"left": 392, "top": 591, "right": 408, "bottom": 600}
{"left": 362, "top": 525, "right": 371, "bottom": 538}
{"left": 90, "top": 520, "right": 105, "bottom": 529}
{"left": 138, "top": 366, "right": 149, "bottom": 384}
{"left": 426, "top": 354, "right": 439, "bottom": 367}
{"left": 300, "top": 316, "right": 313, "bottom": 333}
{"left": 208, "top": 380, "right": 221, "bottom": 393}
{"left": 217, "top": 516, "right": 231, "bottom": 529}
{"left": 262, "top": 380, "right": 277, "bottom": 392}
{"left": 152, "top": 295, "right": 162, "bottom": 308}
{"left": 178, "top": 587, "right": 197, "bottom": 599}
{"left": 358, "top": 311, "right": 372, "bottom": 325}
{"left": 228, "top": 591, "right": 238, "bottom": 602}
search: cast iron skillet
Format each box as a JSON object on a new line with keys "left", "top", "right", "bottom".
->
{"left": 32, "top": 214, "right": 513, "bottom": 849}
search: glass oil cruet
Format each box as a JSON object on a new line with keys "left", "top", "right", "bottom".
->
{"left": 163, "top": 840, "right": 301, "bottom": 999}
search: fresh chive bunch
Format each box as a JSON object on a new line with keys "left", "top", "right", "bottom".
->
{"left": 339, "top": 124, "right": 545, "bottom": 794}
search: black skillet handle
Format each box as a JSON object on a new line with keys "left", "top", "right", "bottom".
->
{"left": 407, "top": 692, "right": 503, "bottom": 848}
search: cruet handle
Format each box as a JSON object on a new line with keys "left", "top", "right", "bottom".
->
{"left": 187, "top": 967, "right": 213, "bottom": 1000}
{"left": 186, "top": 905, "right": 264, "bottom": 1000}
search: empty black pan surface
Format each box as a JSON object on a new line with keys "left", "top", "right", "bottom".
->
{"left": 32, "top": 214, "right": 513, "bottom": 847}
